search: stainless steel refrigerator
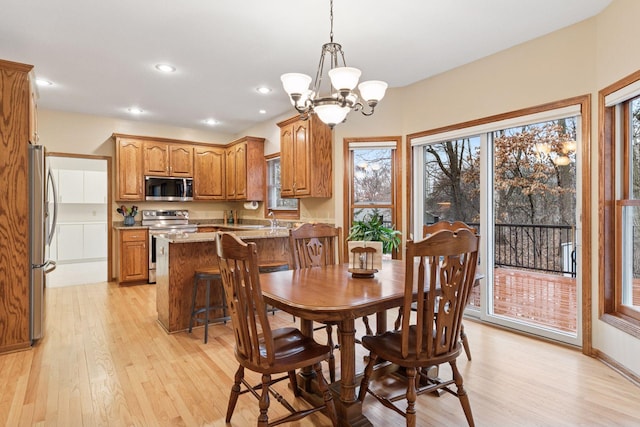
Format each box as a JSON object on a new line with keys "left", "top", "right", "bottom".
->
{"left": 29, "top": 144, "right": 58, "bottom": 341}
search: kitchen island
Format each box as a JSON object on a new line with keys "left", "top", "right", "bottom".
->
{"left": 154, "top": 229, "right": 290, "bottom": 333}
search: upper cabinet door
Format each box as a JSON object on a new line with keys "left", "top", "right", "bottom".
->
{"left": 280, "top": 124, "right": 295, "bottom": 198}
{"left": 144, "top": 142, "right": 170, "bottom": 176}
{"left": 292, "top": 121, "right": 311, "bottom": 196}
{"left": 116, "top": 138, "right": 144, "bottom": 201}
{"left": 225, "top": 146, "right": 237, "bottom": 199}
{"left": 234, "top": 143, "right": 247, "bottom": 200}
{"left": 169, "top": 145, "right": 193, "bottom": 177}
{"left": 277, "top": 115, "right": 332, "bottom": 198}
{"left": 193, "top": 146, "right": 225, "bottom": 200}
{"left": 83, "top": 170, "right": 108, "bottom": 204}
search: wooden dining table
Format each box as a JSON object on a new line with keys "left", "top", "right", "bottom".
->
{"left": 260, "top": 260, "right": 407, "bottom": 427}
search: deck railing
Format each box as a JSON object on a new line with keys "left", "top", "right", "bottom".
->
{"left": 425, "top": 221, "right": 576, "bottom": 277}
{"left": 494, "top": 223, "right": 575, "bottom": 276}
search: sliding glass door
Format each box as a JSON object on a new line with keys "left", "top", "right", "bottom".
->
{"left": 412, "top": 104, "right": 582, "bottom": 345}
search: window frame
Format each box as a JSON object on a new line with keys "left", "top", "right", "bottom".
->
{"left": 343, "top": 137, "right": 402, "bottom": 260}
{"left": 601, "top": 71, "right": 640, "bottom": 333}
{"left": 264, "top": 153, "right": 299, "bottom": 220}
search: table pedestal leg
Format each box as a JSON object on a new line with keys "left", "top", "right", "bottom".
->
{"left": 333, "top": 318, "right": 372, "bottom": 427}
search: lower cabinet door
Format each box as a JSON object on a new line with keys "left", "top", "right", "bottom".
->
{"left": 57, "top": 224, "right": 84, "bottom": 261}
{"left": 83, "top": 223, "right": 107, "bottom": 259}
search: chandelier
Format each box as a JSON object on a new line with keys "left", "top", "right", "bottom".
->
{"left": 280, "top": 0, "right": 388, "bottom": 128}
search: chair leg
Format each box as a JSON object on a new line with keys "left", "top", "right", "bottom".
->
{"left": 288, "top": 370, "right": 300, "bottom": 397}
{"left": 203, "top": 278, "right": 211, "bottom": 344}
{"left": 188, "top": 276, "right": 199, "bottom": 333}
{"left": 358, "top": 353, "right": 378, "bottom": 402}
{"left": 362, "top": 315, "right": 373, "bottom": 336}
{"left": 258, "top": 373, "right": 271, "bottom": 427}
{"left": 394, "top": 306, "right": 403, "bottom": 331}
{"left": 313, "top": 362, "right": 338, "bottom": 427}
{"left": 405, "top": 366, "right": 417, "bottom": 427}
{"left": 225, "top": 366, "right": 243, "bottom": 422}
{"left": 450, "top": 359, "right": 475, "bottom": 427}
{"left": 325, "top": 324, "right": 336, "bottom": 383}
{"left": 460, "top": 323, "right": 472, "bottom": 361}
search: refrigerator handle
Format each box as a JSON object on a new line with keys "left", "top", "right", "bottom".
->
{"left": 44, "top": 260, "right": 57, "bottom": 274}
{"left": 47, "top": 168, "right": 58, "bottom": 246}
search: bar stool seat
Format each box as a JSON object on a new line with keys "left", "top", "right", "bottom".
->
{"left": 189, "top": 266, "right": 230, "bottom": 343}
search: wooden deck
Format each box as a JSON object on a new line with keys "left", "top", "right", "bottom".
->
{"left": 468, "top": 267, "right": 577, "bottom": 333}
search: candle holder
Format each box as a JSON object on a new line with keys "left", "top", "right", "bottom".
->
{"left": 347, "top": 241, "right": 382, "bottom": 278}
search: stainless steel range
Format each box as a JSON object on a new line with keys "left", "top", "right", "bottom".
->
{"left": 143, "top": 209, "right": 198, "bottom": 283}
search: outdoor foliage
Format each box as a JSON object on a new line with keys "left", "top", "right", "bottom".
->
{"left": 424, "top": 118, "right": 577, "bottom": 227}
{"left": 423, "top": 118, "right": 578, "bottom": 275}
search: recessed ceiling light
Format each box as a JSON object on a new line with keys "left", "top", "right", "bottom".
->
{"left": 259, "top": 109, "right": 267, "bottom": 114}
{"left": 256, "top": 86, "right": 271, "bottom": 94}
{"left": 127, "top": 107, "right": 144, "bottom": 115}
{"left": 36, "top": 78, "right": 53, "bottom": 87}
{"left": 155, "top": 64, "right": 176, "bottom": 73}
{"left": 203, "top": 118, "right": 218, "bottom": 126}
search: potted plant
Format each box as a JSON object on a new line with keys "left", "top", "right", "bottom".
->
{"left": 346, "top": 210, "right": 401, "bottom": 254}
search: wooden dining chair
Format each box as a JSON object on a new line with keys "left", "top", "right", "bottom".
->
{"left": 425, "top": 221, "right": 477, "bottom": 361}
{"left": 358, "top": 229, "right": 480, "bottom": 427}
{"left": 216, "top": 232, "right": 337, "bottom": 427}
{"left": 394, "top": 220, "right": 477, "bottom": 360}
{"left": 288, "top": 222, "right": 344, "bottom": 382}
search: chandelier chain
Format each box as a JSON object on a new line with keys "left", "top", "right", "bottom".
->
{"left": 329, "top": 0, "right": 334, "bottom": 43}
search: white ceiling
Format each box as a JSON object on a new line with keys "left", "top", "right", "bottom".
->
{"left": 1, "top": 0, "right": 611, "bottom": 135}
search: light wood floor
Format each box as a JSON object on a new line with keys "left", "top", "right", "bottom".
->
{"left": 2, "top": 281, "right": 640, "bottom": 426}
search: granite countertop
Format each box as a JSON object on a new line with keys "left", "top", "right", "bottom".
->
{"left": 112, "top": 220, "right": 287, "bottom": 231}
{"left": 156, "top": 229, "right": 289, "bottom": 243}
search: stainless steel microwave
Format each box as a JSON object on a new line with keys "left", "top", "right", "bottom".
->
{"left": 145, "top": 176, "right": 193, "bottom": 201}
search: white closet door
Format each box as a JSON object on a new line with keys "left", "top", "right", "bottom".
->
{"left": 57, "top": 169, "right": 84, "bottom": 203}
{"left": 83, "top": 171, "right": 107, "bottom": 204}
{"left": 83, "top": 223, "right": 107, "bottom": 259}
{"left": 57, "top": 224, "right": 84, "bottom": 261}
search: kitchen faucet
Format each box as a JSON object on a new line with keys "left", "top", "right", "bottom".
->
{"left": 268, "top": 211, "right": 278, "bottom": 230}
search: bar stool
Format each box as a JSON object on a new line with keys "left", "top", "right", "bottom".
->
{"left": 189, "top": 266, "right": 229, "bottom": 343}
{"left": 258, "top": 261, "right": 289, "bottom": 315}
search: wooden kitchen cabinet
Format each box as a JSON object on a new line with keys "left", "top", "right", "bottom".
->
{"left": 115, "top": 136, "right": 144, "bottom": 201}
{"left": 0, "top": 59, "right": 33, "bottom": 353}
{"left": 277, "top": 115, "right": 332, "bottom": 198}
{"left": 113, "top": 134, "right": 262, "bottom": 202}
{"left": 118, "top": 228, "right": 148, "bottom": 283}
{"left": 194, "top": 145, "right": 225, "bottom": 200}
{"left": 225, "top": 136, "right": 265, "bottom": 201}
{"left": 144, "top": 141, "right": 194, "bottom": 177}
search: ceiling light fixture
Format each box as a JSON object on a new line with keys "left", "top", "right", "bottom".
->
{"left": 280, "top": 0, "right": 387, "bottom": 129}
{"left": 256, "top": 86, "right": 271, "bottom": 94}
{"left": 127, "top": 107, "right": 144, "bottom": 115}
{"left": 203, "top": 118, "right": 218, "bottom": 126}
{"left": 36, "top": 78, "right": 53, "bottom": 87}
{"left": 259, "top": 109, "right": 267, "bottom": 114}
{"left": 155, "top": 63, "right": 176, "bottom": 73}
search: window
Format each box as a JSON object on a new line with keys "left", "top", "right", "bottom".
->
{"left": 265, "top": 154, "right": 299, "bottom": 219}
{"left": 343, "top": 137, "right": 401, "bottom": 259}
{"left": 601, "top": 72, "right": 640, "bottom": 331}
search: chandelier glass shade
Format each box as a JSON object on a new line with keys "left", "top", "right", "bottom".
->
{"left": 280, "top": 1, "right": 387, "bottom": 128}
